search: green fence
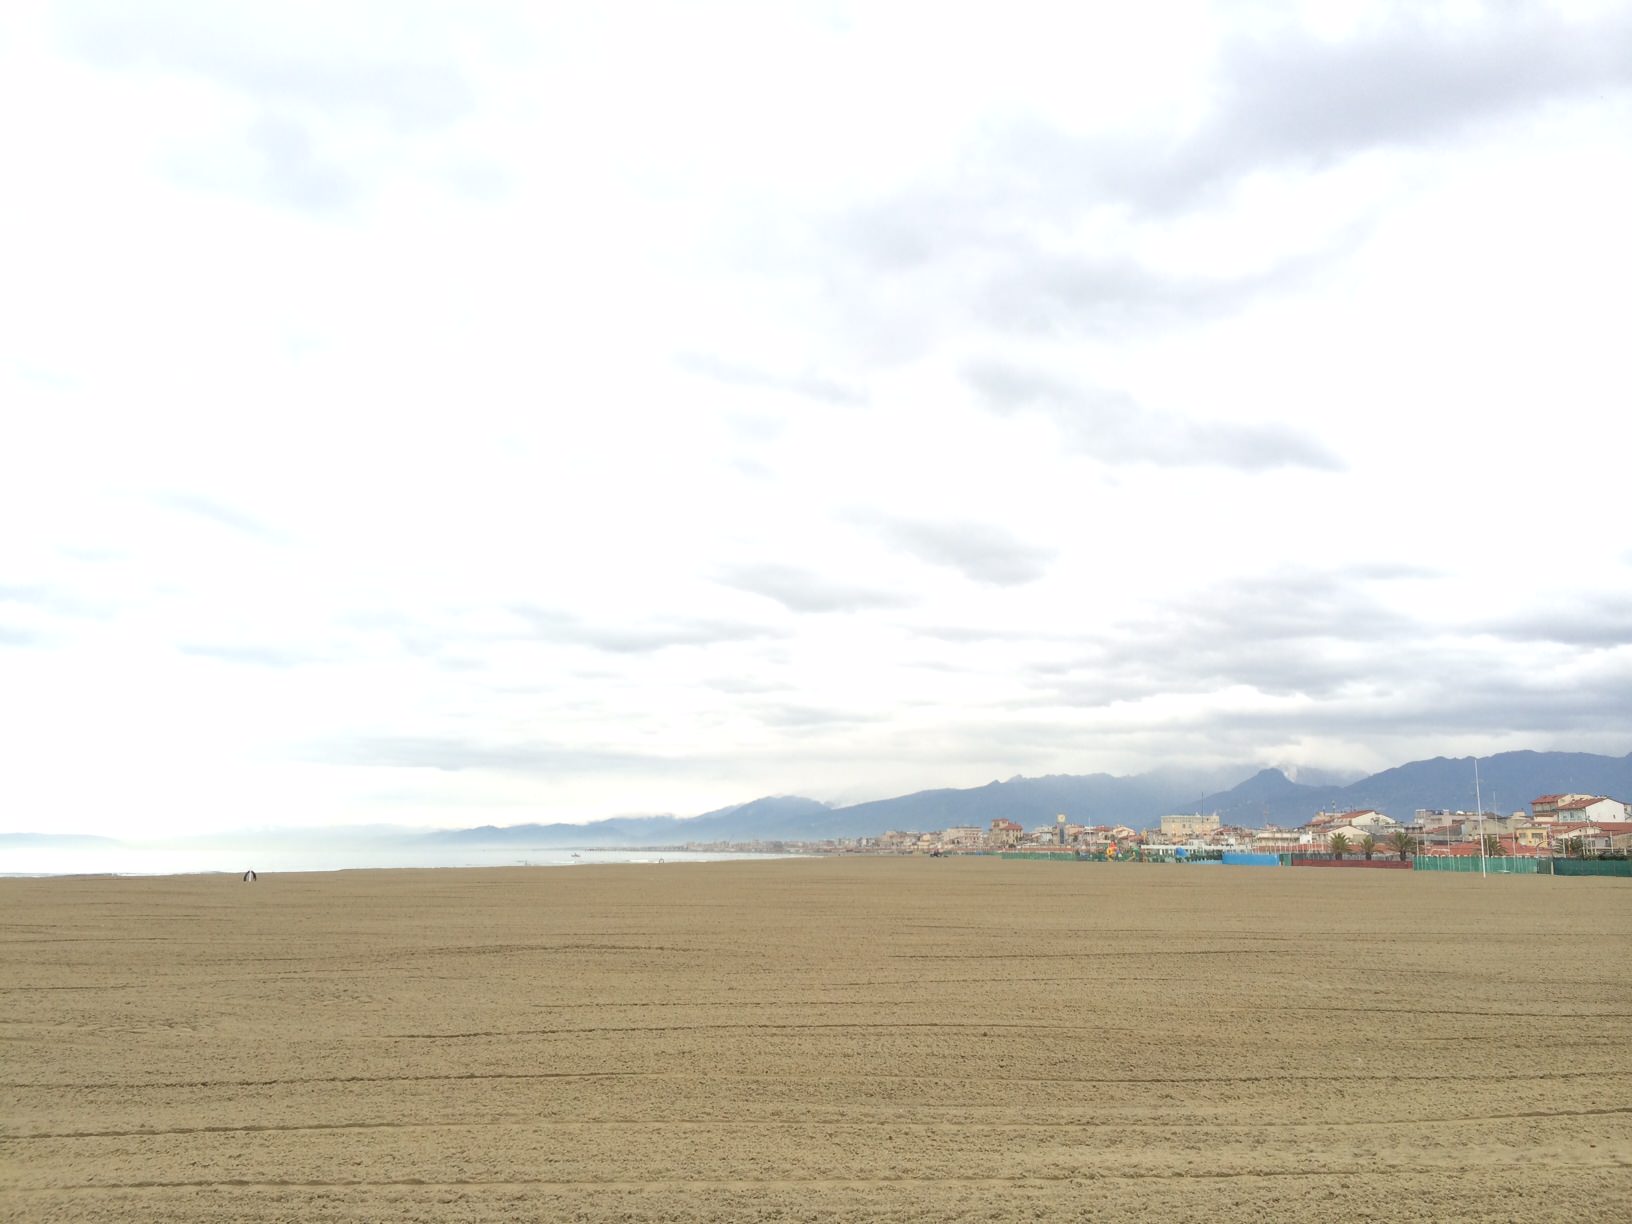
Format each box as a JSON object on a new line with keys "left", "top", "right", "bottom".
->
{"left": 994, "top": 850, "right": 1146, "bottom": 862}
{"left": 989, "top": 850, "right": 1625, "bottom": 874}
{"left": 1412, "top": 856, "right": 1537, "bottom": 874}
{"left": 1550, "top": 858, "right": 1632, "bottom": 878}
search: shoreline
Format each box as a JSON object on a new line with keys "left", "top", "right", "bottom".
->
{"left": 0, "top": 847, "right": 814, "bottom": 881}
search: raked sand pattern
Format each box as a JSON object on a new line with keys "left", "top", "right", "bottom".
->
{"left": 3, "top": 859, "right": 1629, "bottom": 1222}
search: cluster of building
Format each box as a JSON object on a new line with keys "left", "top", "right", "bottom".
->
{"left": 834, "top": 793, "right": 1632, "bottom": 859}
{"left": 1413, "top": 794, "right": 1632, "bottom": 857}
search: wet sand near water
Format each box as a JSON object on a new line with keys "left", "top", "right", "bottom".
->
{"left": 3, "top": 858, "right": 1629, "bottom": 1221}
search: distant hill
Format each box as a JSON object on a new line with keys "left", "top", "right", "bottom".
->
{"left": 288, "top": 749, "right": 1632, "bottom": 848}
{"left": 420, "top": 770, "right": 1254, "bottom": 846}
{"left": 1187, "top": 749, "right": 1632, "bottom": 826}
{"left": 799, "top": 769, "right": 1251, "bottom": 838}
{"left": 422, "top": 796, "right": 835, "bottom": 847}
{"left": 13, "top": 750, "right": 1628, "bottom": 850}
{"left": 1178, "top": 768, "right": 1329, "bottom": 827}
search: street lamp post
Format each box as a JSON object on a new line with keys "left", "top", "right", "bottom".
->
{"left": 1475, "top": 757, "right": 1486, "bottom": 880}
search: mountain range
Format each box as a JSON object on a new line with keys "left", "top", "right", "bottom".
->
{"left": 422, "top": 748, "right": 1632, "bottom": 847}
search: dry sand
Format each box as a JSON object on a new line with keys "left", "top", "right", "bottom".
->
{"left": 3, "top": 858, "right": 1629, "bottom": 1222}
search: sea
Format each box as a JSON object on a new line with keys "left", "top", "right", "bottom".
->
{"left": 0, "top": 845, "right": 800, "bottom": 878}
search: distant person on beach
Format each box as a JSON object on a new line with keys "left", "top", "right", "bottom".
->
{"left": 243, "top": 869, "right": 256, "bottom": 882}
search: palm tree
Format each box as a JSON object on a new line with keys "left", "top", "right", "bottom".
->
{"left": 1387, "top": 829, "right": 1414, "bottom": 862}
{"left": 1329, "top": 832, "right": 1350, "bottom": 861}
{"left": 1359, "top": 834, "right": 1378, "bottom": 861}
{"left": 1565, "top": 836, "right": 1586, "bottom": 859}
{"left": 1482, "top": 832, "right": 1503, "bottom": 858}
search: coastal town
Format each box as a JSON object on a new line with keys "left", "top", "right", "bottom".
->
{"left": 689, "top": 792, "right": 1632, "bottom": 867}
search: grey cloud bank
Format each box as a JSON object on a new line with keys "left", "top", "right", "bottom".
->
{"left": 860, "top": 514, "right": 1057, "bottom": 586}
{"left": 510, "top": 606, "right": 778, "bottom": 655}
{"left": 965, "top": 362, "right": 1344, "bottom": 471}
{"left": 717, "top": 563, "right": 911, "bottom": 615}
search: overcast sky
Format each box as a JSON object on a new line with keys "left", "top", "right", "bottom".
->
{"left": 3, "top": 1, "right": 1630, "bottom": 837}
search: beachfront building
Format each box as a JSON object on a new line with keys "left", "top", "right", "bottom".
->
{"left": 1416, "top": 810, "right": 1504, "bottom": 837}
{"left": 940, "top": 826, "right": 985, "bottom": 850}
{"left": 1077, "top": 825, "right": 1114, "bottom": 852}
{"left": 989, "top": 818, "right": 1023, "bottom": 848}
{"left": 1251, "top": 826, "right": 1302, "bottom": 855}
{"left": 1324, "top": 809, "right": 1398, "bottom": 831}
{"left": 1298, "top": 810, "right": 1393, "bottom": 849}
{"left": 1416, "top": 810, "right": 1506, "bottom": 843}
{"left": 1314, "top": 824, "right": 1368, "bottom": 849}
{"left": 1159, "top": 813, "right": 1220, "bottom": 839}
{"left": 1552, "top": 796, "right": 1632, "bottom": 823}
{"left": 1548, "top": 821, "right": 1632, "bottom": 854}
{"left": 1513, "top": 822, "right": 1552, "bottom": 851}
{"left": 1527, "top": 796, "right": 1605, "bottom": 825}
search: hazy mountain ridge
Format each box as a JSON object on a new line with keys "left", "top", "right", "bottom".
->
{"left": 417, "top": 749, "right": 1632, "bottom": 845}
{"left": 422, "top": 796, "right": 834, "bottom": 847}
{"left": 14, "top": 751, "right": 1629, "bottom": 850}
{"left": 1187, "top": 750, "right": 1632, "bottom": 828}
{"left": 801, "top": 771, "right": 1249, "bottom": 839}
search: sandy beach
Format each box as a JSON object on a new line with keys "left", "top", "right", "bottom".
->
{"left": 3, "top": 858, "right": 1629, "bottom": 1221}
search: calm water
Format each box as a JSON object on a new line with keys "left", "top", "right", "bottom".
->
{"left": 0, "top": 845, "right": 800, "bottom": 878}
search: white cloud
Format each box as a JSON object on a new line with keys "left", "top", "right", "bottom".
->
{"left": 1, "top": 1, "right": 1629, "bottom": 836}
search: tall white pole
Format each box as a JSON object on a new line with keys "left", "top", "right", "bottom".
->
{"left": 1475, "top": 757, "right": 1486, "bottom": 879}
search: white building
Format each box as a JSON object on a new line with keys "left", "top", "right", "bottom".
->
{"left": 1553, "top": 796, "right": 1632, "bottom": 823}
{"left": 1531, "top": 794, "right": 1597, "bottom": 823}
{"left": 1331, "top": 809, "right": 1398, "bottom": 831}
